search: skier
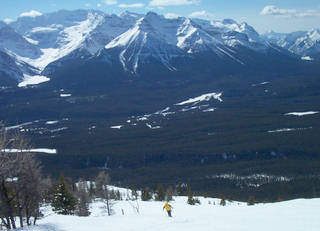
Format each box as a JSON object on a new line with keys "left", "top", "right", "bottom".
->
{"left": 163, "top": 201, "right": 173, "bottom": 217}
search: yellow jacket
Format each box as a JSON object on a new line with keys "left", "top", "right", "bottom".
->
{"left": 163, "top": 202, "right": 172, "bottom": 211}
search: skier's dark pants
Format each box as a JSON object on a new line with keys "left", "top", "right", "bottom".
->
{"left": 167, "top": 210, "right": 172, "bottom": 217}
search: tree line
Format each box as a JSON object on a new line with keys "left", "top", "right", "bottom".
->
{"left": 0, "top": 123, "right": 247, "bottom": 230}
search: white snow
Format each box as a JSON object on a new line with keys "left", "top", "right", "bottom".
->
{"left": 268, "top": 127, "right": 312, "bottom": 133}
{"left": 60, "top": 94, "right": 72, "bottom": 97}
{"left": 176, "top": 92, "right": 223, "bottom": 106}
{"left": 50, "top": 127, "right": 68, "bottom": 133}
{"left": 5, "top": 122, "right": 34, "bottom": 130}
{"left": 46, "top": 121, "right": 59, "bottom": 125}
{"left": 203, "top": 108, "right": 216, "bottom": 112}
{"left": 301, "top": 56, "right": 313, "bottom": 61}
{"left": 285, "top": 111, "right": 319, "bottom": 116}
{"left": 22, "top": 196, "right": 320, "bottom": 231}
{"left": 18, "top": 74, "right": 50, "bottom": 87}
{"left": 146, "top": 123, "right": 161, "bottom": 129}
{"left": 17, "top": 12, "right": 104, "bottom": 71}
{"left": 111, "top": 125, "right": 123, "bottom": 129}
{"left": 2, "top": 148, "right": 57, "bottom": 154}
{"left": 137, "top": 117, "right": 149, "bottom": 121}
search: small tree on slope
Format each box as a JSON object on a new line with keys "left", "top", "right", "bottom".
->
{"left": 51, "top": 175, "right": 77, "bottom": 215}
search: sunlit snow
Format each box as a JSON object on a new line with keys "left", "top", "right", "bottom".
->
{"left": 46, "top": 121, "right": 59, "bottom": 125}
{"left": 176, "top": 92, "right": 223, "bottom": 105}
{"left": 2, "top": 148, "right": 57, "bottom": 154}
{"left": 60, "top": 94, "right": 72, "bottom": 97}
{"left": 18, "top": 75, "right": 50, "bottom": 87}
{"left": 301, "top": 56, "right": 313, "bottom": 61}
{"left": 268, "top": 127, "right": 312, "bottom": 133}
{"left": 23, "top": 195, "right": 320, "bottom": 231}
{"left": 285, "top": 111, "right": 319, "bottom": 116}
{"left": 111, "top": 125, "right": 123, "bottom": 129}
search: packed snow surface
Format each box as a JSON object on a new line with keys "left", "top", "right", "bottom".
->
{"left": 285, "top": 111, "right": 319, "bottom": 116}
{"left": 23, "top": 197, "right": 320, "bottom": 231}
{"left": 18, "top": 75, "right": 50, "bottom": 87}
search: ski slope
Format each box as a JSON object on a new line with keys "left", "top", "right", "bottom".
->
{"left": 25, "top": 196, "right": 319, "bottom": 231}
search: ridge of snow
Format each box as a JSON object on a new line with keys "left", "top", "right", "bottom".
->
{"left": 176, "top": 92, "right": 223, "bottom": 106}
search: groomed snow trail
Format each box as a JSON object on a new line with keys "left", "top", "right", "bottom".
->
{"left": 25, "top": 197, "right": 320, "bottom": 231}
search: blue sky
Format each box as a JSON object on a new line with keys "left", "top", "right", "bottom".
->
{"left": 1, "top": 0, "right": 320, "bottom": 33}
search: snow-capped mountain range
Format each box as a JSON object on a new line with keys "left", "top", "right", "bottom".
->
{"left": 263, "top": 29, "right": 320, "bottom": 60}
{"left": 0, "top": 10, "right": 319, "bottom": 86}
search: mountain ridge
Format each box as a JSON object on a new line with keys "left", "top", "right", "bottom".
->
{"left": 1, "top": 9, "right": 317, "bottom": 86}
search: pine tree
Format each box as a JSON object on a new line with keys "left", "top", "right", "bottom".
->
{"left": 130, "top": 186, "right": 138, "bottom": 200}
{"left": 247, "top": 196, "right": 256, "bottom": 206}
{"left": 141, "top": 187, "right": 152, "bottom": 201}
{"left": 51, "top": 175, "right": 77, "bottom": 215}
{"left": 165, "top": 186, "right": 174, "bottom": 201}
{"left": 155, "top": 184, "right": 165, "bottom": 201}
{"left": 187, "top": 186, "right": 195, "bottom": 205}
{"left": 187, "top": 186, "right": 200, "bottom": 205}
{"left": 220, "top": 195, "right": 226, "bottom": 206}
{"left": 176, "top": 183, "right": 186, "bottom": 196}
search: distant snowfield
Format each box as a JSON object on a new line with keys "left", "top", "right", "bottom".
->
{"left": 285, "top": 111, "right": 319, "bottom": 116}
{"left": 301, "top": 56, "right": 313, "bottom": 61}
{"left": 18, "top": 75, "right": 50, "bottom": 87}
{"left": 176, "top": 92, "right": 223, "bottom": 105}
{"left": 268, "top": 127, "right": 312, "bottom": 133}
{"left": 60, "top": 94, "right": 72, "bottom": 97}
{"left": 26, "top": 197, "right": 320, "bottom": 231}
{"left": 2, "top": 148, "right": 57, "bottom": 154}
{"left": 111, "top": 125, "right": 123, "bottom": 129}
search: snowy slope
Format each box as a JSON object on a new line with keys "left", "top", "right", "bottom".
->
{"left": 0, "top": 22, "right": 41, "bottom": 59}
{"left": 263, "top": 29, "right": 320, "bottom": 57}
{"left": 105, "top": 12, "right": 185, "bottom": 72}
{"left": 0, "top": 10, "right": 307, "bottom": 85}
{"left": 26, "top": 196, "right": 320, "bottom": 231}
{"left": 103, "top": 12, "right": 277, "bottom": 72}
{"left": 10, "top": 10, "right": 141, "bottom": 72}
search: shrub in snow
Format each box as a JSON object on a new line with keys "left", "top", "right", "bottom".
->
{"left": 141, "top": 187, "right": 153, "bottom": 201}
{"left": 187, "top": 186, "right": 200, "bottom": 205}
{"left": 247, "top": 196, "right": 256, "bottom": 206}
{"left": 75, "top": 181, "right": 91, "bottom": 216}
{"left": 220, "top": 195, "right": 226, "bottom": 206}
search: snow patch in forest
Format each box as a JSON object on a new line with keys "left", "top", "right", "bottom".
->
{"left": 2, "top": 148, "right": 57, "bottom": 154}
{"left": 285, "top": 111, "right": 319, "bottom": 116}
{"left": 176, "top": 92, "right": 223, "bottom": 105}
{"left": 268, "top": 127, "right": 312, "bottom": 133}
{"left": 110, "top": 125, "right": 123, "bottom": 129}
